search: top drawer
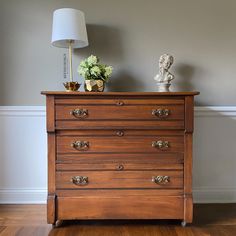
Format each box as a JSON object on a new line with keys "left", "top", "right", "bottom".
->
{"left": 55, "top": 98, "right": 184, "bottom": 121}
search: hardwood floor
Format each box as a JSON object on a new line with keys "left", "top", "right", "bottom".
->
{"left": 0, "top": 204, "right": 236, "bottom": 235}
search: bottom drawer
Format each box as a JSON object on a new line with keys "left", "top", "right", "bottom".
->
{"left": 57, "top": 194, "right": 184, "bottom": 220}
{"left": 56, "top": 170, "right": 183, "bottom": 189}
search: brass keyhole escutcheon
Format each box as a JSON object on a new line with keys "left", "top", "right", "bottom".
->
{"left": 116, "top": 101, "right": 124, "bottom": 106}
{"left": 116, "top": 164, "right": 124, "bottom": 171}
{"left": 116, "top": 130, "right": 124, "bottom": 136}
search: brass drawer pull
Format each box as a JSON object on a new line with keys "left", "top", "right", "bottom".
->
{"left": 116, "top": 164, "right": 124, "bottom": 171}
{"left": 72, "top": 176, "right": 89, "bottom": 186}
{"left": 152, "top": 108, "right": 170, "bottom": 118}
{"left": 70, "top": 108, "right": 88, "bottom": 118}
{"left": 116, "top": 101, "right": 124, "bottom": 106}
{"left": 116, "top": 130, "right": 124, "bottom": 136}
{"left": 71, "top": 141, "right": 89, "bottom": 151}
{"left": 152, "top": 176, "right": 170, "bottom": 184}
{"left": 152, "top": 141, "right": 169, "bottom": 149}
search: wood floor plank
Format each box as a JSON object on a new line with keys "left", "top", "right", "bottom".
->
{"left": 0, "top": 204, "right": 236, "bottom": 236}
{"left": 0, "top": 226, "right": 52, "bottom": 236}
{"left": 0, "top": 227, "right": 6, "bottom": 234}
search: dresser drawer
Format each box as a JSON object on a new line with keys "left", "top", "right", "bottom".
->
{"left": 56, "top": 170, "right": 183, "bottom": 189}
{"left": 55, "top": 98, "right": 184, "bottom": 129}
{"left": 56, "top": 104, "right": 184, "bottom": 121}
{"left": 57, "top": 194, "right": 184, "bottom": 219}
{"left": 57, "top": 135, "right": 183, "bottom": 154}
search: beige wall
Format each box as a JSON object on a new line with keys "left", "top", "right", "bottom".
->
{"left": 0, "top": 0, "right": 235, "bottom": 105}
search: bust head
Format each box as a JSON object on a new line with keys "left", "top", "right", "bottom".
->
{"left": 159, "top": 54, "right": 174, "bottom": 70}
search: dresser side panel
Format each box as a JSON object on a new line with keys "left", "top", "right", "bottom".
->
{"left": 46, "top": 95, "right": 55, "bottom": 132}
{"left": 46, "top": 95, "right": 56, "bottom": 224}
{"left": 184, "top": 96, "right": 194, "bottom": 223}
{"left": 185, "top": 96, "right": 194, "bottom": 133}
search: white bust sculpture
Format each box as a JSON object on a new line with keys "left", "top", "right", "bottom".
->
{"left": 154, "top": 54, "right": 175, "bottom": 91}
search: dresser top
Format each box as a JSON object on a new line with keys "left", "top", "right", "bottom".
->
{"left": 41, "top": 91, "right": 199, "bottom": 96}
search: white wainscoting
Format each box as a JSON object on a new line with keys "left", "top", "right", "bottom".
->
{"left": 193, "top": 107, "right": 236, "bottom": 203}
{"left": 0, "top": 106, "right": 47, "bottom": 204}
{"left": 0, "top": 106, "right": 236, "bottom": 204}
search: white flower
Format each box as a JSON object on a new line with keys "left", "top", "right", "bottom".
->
{"left": 87, "top": 55, "right": 98, "bottom": 66}
{"left": 104, "top": 66, "right": 113, "bottom": 77}
{"left": 80, "top": 60, "right": 87, "bottom": 68}
{"left": 77, "top": 55, "right": 112, "bottom": 81}
{"left": 91, "top": 66, "right": 101, "bottom": 76}
{"left": 78, "top": 67, "right": 88, "bottom": 77}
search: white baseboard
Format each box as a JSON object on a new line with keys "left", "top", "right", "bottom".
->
{"left": 193, "top": 188, "right": 236, "bottom": 203}
{"left": 0, "top": 106, "right": 236, "bottom": 204}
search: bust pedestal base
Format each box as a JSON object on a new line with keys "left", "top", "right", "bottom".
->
{"left": 156, "top": 83, "right": 171, "bottom": 92}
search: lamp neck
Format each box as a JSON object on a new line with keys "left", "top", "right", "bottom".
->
{"left": 68, "top": 40, "right": 74, "bottom": 82}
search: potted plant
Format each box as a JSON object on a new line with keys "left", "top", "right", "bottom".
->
{"left": 78, "top": 55, "right": 113, "bottom": 92}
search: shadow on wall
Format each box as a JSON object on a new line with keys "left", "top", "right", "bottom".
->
{"left": 106, "top": 70, "right": 145, "bottom": 92}
{"left": 173, "top": 63, "right": 207, "bottom": 105}
{"left": 174, "top": 63, "right": 196, "bottom": 91}
{"left": 74, "top": 24, "right": 124, "bottom": 63}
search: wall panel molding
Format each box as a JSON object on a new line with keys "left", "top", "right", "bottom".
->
{"left": 0, "top": 106, "right": 46, "bottom": 117}
{"left": 195, "top": 106, "right": 236, "bottom": 117}
{"left": 0, "top": 106, "right": 236, "bottom": 204}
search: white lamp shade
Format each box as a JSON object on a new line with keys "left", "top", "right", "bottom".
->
{"left": 51, "top": 8, "right": 88, "bottom": 48}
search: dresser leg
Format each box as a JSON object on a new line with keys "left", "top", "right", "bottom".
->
{"left": 181, "top": 221, "right": 187, "bottom": 227}
{"left": 52, "top": 220, "right": 63, "bottom": 228}
{"left": 184, "top": 195, "right": 193, "bottom": 224}
{"left": 47, "top": 195, "right": 56, "bottom": 225}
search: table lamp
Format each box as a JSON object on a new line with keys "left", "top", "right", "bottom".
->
{"left": 52, "top": 8, "right": 89, "bottom": 91}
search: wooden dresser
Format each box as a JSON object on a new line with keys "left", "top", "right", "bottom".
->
{"left": 42, "top": 91, "right": 199, "bottom": 226}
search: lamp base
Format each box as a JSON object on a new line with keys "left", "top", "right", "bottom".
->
{"left": 63, "top": 82, "right": 81, "bottom": 92}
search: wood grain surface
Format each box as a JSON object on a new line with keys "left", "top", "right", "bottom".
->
{"left": 55, "top": 98, "right": 185, "bottom": 105}
{"left": 56, "top": 162, "right": 183, "bottom": 171}
{"left": 56, "top": 120, "right": 185, "bottom": 130}
{"left": 56, "top": 152, "right": 184, "bottom": 163}
{"left": 57, "top": 196, "right": 184, "bottom": 220}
